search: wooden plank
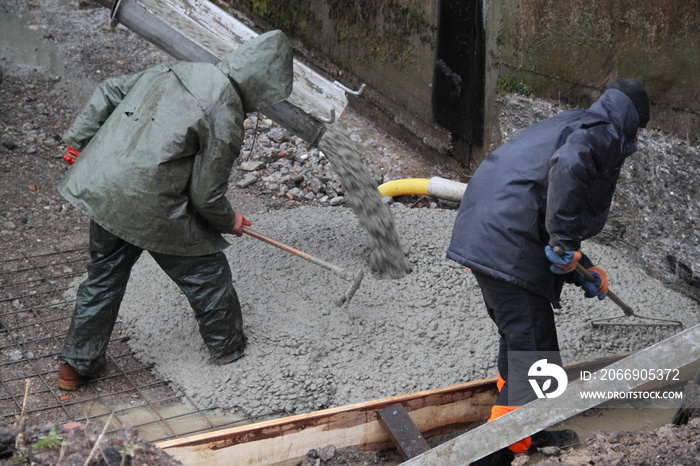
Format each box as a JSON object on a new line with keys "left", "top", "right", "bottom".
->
{"left": 404, "top": 324, "right": 700, "bottom": 465}
{"left": 156, "top": 353, "right": 629, "bottom": 465}
{"left": 156, "top": 379, "right": 496, "bottom": 466}
{"left": 378, "top": 404, "right": 430, "bottom": 459}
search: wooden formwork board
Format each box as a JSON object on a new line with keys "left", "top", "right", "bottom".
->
{"left": 156, "top": 353, "right": 629, "bottom": 465}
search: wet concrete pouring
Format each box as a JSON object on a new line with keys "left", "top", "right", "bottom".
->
{"left": 1, "top": 1, "right": 700, "bottom": 465}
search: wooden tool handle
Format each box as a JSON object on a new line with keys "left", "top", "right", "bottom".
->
{"left": 243, "top": 227, "right": 311, "bottom": 260}
{"left": 553, "top": 247, "right": 635, "bottom": 317}
{"left": 242, "top": 227, "right": 352, "bottom": 281}
{"left": 573, "top": 263, "right": 634, "bottom": 316}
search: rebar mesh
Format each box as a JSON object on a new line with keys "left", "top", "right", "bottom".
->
{"left": 0, "top": 247, "right": 261, "bottom": 443}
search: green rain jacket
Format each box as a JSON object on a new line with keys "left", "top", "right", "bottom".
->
{"left": 58, "top": 30, "right": 293, "bottom": 256}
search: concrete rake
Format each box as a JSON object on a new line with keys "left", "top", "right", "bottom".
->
{"left": 572, "top": 263, "right": 683, "bottom": 331}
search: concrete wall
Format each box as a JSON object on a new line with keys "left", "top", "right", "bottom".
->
{"left": 215, "top": 0, "right": 699, "bottom": 168}
{"left": 214, "top": 0, "right": 453, "bottom": 159}
{"left": 496, "top": 0, "right": 699, "bottom": 144}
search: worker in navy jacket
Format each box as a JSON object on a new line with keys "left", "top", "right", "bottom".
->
{"left": 447, "top": 79, "right": 650, "bottom": 465}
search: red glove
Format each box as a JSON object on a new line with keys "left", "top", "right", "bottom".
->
{"left": 231, "top": 212, "right": 251, "bottom": 237}
{"left": 63, "top": 146, "right": 80, "bottom": 165}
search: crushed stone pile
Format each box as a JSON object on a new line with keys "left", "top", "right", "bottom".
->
{"left": 85, "top": 205, "right": 700, "bottom": 419}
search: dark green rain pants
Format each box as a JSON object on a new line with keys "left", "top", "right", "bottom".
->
{"left": 61, "top": 222, "right": 245, "bottom": 376}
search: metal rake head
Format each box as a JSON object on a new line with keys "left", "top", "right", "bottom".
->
{"left": 591, "top": 315, "right": 683, "bottom": 341}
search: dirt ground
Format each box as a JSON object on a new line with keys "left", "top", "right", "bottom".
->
{"left": 1, "top": 0, "right": 699, "bottom": 465}
{"left": 0, "top": 420, "right": 182, "bottom": 466}
{"left": 297, "top": 410, "right": 700, "bottom": 465}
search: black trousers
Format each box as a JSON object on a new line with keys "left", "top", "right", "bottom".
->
{"left": 61, "top": 221, "right": 245, "bottom": 376}
{"left": 472, "top": 271, "right": 562, "bottom": 407}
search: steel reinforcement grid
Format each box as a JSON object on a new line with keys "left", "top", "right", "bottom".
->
{"left": 0, "top": 247, "right": 270, "bottom": 443}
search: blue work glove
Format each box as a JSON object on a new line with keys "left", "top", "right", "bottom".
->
{"left": 574, "top": 266, "right": 609, "bottom": 300}
{"left": 544, "top": 246, "right": 582, "bottom": 274}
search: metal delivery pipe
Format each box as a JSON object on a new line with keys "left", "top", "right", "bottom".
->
{"left": 92, "top": 0, "right": 348, "bottom": 147}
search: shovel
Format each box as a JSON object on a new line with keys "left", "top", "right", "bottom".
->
{"left": 242, "top": 227, "right": 364, "bottom": 307}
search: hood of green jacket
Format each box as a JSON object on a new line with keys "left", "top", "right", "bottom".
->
{"left": 216, "top": 30, "right": 294, "bottom": 113}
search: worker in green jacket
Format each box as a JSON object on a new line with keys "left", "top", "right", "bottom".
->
{"left": 56, "top": 30, "right": 294, "bottom": 390}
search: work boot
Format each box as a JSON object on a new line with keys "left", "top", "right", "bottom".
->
{"left": 212, "top": 340, "right": 247, "bottom": 366}
{"left": 58, "top": 358, "right": 106, "bottom": 390}
{"left": 57, "top": 363, "right": 89, "bottom": 391}
{"left": 470, "top": 447, "right": 515, "bottom": 466}
{"left": 528, "top": 429, "right": 579, "bottom": 452}
{"left": 213, "top": 348, "right": 245, "bottom": 366}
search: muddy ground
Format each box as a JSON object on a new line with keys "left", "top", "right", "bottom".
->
{"left": 1, "top": 0, "right": 699, "bottom": 465}
{"left": 0, "top": 420, "right": 182, "bottom": 466}
{"left": 299, "top": 416, "right": 700, "bottom": 465}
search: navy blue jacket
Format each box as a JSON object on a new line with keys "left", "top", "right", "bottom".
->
{"left": 447, "top": 89, "right": 641, "bottom": 303}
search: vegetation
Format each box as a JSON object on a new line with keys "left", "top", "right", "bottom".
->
{"left": 497, "top": 75, "right": 532, "bottom": 95}
{"left": 10, "top": 428, "right": 66, "bottom": 463}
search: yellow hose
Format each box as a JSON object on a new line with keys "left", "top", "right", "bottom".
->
{"left": 377, "top": 178, "right": 430, "bottom": 197}
{"left": 378, "top": 177, "right": 468, "bottom": 202}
